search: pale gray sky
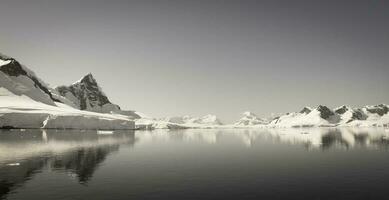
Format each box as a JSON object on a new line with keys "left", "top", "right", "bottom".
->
{"left": 1, "top": 0, "right": 388, "bottom": 122}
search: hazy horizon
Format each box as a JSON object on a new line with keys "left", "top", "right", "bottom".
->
{"left": 1, "top": 0, "right": 389, "bottom": 123}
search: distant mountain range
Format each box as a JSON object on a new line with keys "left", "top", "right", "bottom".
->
{"left": 234, "top": 111, "right": 268, "bottom": 126}
{"left": 267, "top": 105, "right": 389, "bottom": 128}
{"left": 0, "top": 52, "right": 388, "bottom": 129}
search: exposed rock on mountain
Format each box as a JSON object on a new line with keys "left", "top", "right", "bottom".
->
{"left": 1, "top": 52, "right": 388, "bottom": 130}
{"left": 335, "top": 106, "right": 367, "bottom": 124}
{"left": 364, "top": 104, "right": 389, "bottom": 116}
{"left": 270, "top": 104, "right": 389, "bottom": 128}
{"left": 55, "top": 73, "right": 141, "bottom": 119}
{"left": 0, "top": 54, "right": 58, "bottom": 106}
{"left": 56, "top": 73, "right": 120, "bottom": 113}
{"left": 0, "top": 53, "right": 135, "bottom": 130}
{"left": 316, "top": 105, "right": 335, "bottom": 119}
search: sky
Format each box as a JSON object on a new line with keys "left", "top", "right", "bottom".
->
{"left": 1, "top": 0, "right": 389, "bottom": 122}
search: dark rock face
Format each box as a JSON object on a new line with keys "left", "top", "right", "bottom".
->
{"left": 351, "top": 109, "right": 367, "bottom": 121}
{"left": 56, "top": 74, "right": 118, "bottom": 111}
{"left": 0, "top": 60, "right": 28, "bottom": 77}
{"left": 317, "top": 105, "right": 335, "bottom": 119}
{"left": 335, "top": 106, "right": 367, "bottom": 123}
{"left": 0, "top": 55, "right": 59, "bottom": 102}
{"left": 366, "top": 104, "right": 389, "bottom": 116}
{"left": 300, "top": 107, "right": 312, "bottom": 114}
{"left": 335, "top": 106, "right": 348, "bottom": 115}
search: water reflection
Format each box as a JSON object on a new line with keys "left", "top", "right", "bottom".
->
{"left": 1, "top": 128, "right": 389, "bottom": 199}
{"left": 267, "top": 128, "right": 389, "bottom": 150}
{"left": 135, "top": 128, "right": 389, "bottom": 150}
{"left": 0, "top": 129, "right": 135, "bottom": 199}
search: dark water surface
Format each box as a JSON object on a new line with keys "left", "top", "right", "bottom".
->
{"left": 1, "top": 128, "right": 389, "bottom": 200}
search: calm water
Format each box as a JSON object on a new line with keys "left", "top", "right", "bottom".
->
{"left": 1, "top": 128, "right": 389, "bottom": 200}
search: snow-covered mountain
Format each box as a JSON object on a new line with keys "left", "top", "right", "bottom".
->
{"left": 347, "top": 104, "right": 389, "bottom": 127}
{"left": 134, "top": 114, "right": 224, "bottom": 130}
{"left": 55, "top": 73, "right": 140, "bottom": 119}
{"left": 234, "top": 111, "right": 268, "bottom": 126}
{"left": 0, "top": 53, "right": 135, "bottom": 130}
{"left": 186, "top": 114, "right": 223, "bottom": 126}
{"left": 56, "top": 73, "right": 120, "bottom": 113}
{"left": 269, "top": 105, "right": 389, "bottom": 128}
{"left": 165, "top": 114, "right": 223, "bottom": 126}
{"left": 269, "top": 105, "right": 338, "bottom": 128}
{"left": 334, "top": 105, "right": 367, "bottom": 124}
{"left": 0, "top": 54, "right": 59, "bottom": 106}
{"left": 364, "top": 104, "right": 389, "bottom": 116}
{"left": 1, "top": 52, "right": 388, "bottom": 130}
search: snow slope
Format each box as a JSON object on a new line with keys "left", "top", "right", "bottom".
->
{"left": 334, "top": 105, "right": 367, "bottom": 125}
{"left": 135, "top": 118, "right": 189, "bottom": 130}
{"left": 137, "top": 106, "right": 389, "bottom": 130}
{"left": 234, "top": 111, "right": 268, "bottom": 127}
{"left": 269, "top": 105, "right": 389, "bottom": 128}
{"left": 168, "top": 114, "right": 222, "bottom": 126}
{"left": 190, "top": 114, "right": 223, "bottom": 126}
{"left": 0, "top": 54, "right": 135, "bottom": 130}
{"left": 0, "top": 54, "right": 58, "bottom": 106}
{"left": 134, "top": 114, "right": 223, "bottom": 130}
{"left": 346, "top": 104, "right": 389, "bottom": 127}
{"left": 269, "top": 105, "right": 339, "bottom": 128}
{"left": 0, "top": 88, "right": 134, "bottom": 129}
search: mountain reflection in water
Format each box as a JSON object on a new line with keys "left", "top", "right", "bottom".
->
{"left": 136, "top": 128, "right": 389, "bottom": 150}
{"left": 0, "top": 128, "right": 388, "bottom": 200}
{"left": 0, "top": 130, "right": 136, "bottom": 199}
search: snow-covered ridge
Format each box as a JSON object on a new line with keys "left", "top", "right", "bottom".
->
{"left": 234, "top": 111, "right": 268, "bottom": 127}
{"left": 134, "top": 114, "right": 224, "bottom": 130}
{"left": 165, "top": 114, "right": 222, "bottom": 126}
{"left": 0, "top": 53, "right": 135, "bottom": 130}
{"left": 269, "top": 104, "right": 389, "bottom": 128}
{"left": 0, "top": 59, "right": 11, "bottom": 67}
{"left": 0, "top": 55, "right": 59, "bottom": 106}
{"left": 183, "top": 114, "right": 223, "bottom": 126}
{"left": 0, "top": 89, "right": 135, "bottom": 129}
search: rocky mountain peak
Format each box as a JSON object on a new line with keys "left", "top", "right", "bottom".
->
{"left": 78, "top": 73, "right": 96, "bottom": 84}
{"left": 365, "top": 104, "right": 389, "bottom": 116}
{"left": 334, "top": 105, "right": 351, "bottom": 115}
{"left": 316, "top": 105, "right": 335, "bottom": 119}
{"left": 56, "top": 73, "right": 119, "bottom": 112}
